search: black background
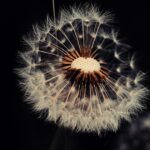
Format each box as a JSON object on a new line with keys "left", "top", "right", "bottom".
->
{"left": 2, "top": 0, "right": 150, "bottom": 150}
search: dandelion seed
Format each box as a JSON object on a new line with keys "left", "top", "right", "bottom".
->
{"left": 17, "top": 3, "right": 148, "bottom": 134}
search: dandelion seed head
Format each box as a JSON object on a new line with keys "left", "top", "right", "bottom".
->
{"left": 17, "top": 5, "right": 148, "bottom": 134}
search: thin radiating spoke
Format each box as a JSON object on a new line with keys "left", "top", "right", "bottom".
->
{"left": 64, "top": 82, "right": 76, "bottom": 104}
{"left": 45, "top": 74, "right": 62, "bottom": 83}
{"left": 69, "top": 22, "right": 81, "bottom": 50}
{"left": 50, "top": 43, "right": 67, "bottom": 54}
{"left": 82, "top": 19, "right": 85, "bottom": 47}
{"left": 48, "top": 32, "right": 70, "bottom": 50}
{"left": 52, "top": 81, "right": 70, "bottom": 102}
{"left": 59, "top": 28, "right": 76, "bottom": 50}
{"left": 91, "top": 22, "right": 101, "bottom": 49}
{"left": 38, "top": 50, "right": 61, "bottom": 57}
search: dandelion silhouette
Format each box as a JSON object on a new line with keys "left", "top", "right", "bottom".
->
{"left": 18, "top": 3, "right": 148, "bottom": 134}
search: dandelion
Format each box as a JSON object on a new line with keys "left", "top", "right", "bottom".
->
{"left": 18, "top": 3, "right": 148, "bottom": 134}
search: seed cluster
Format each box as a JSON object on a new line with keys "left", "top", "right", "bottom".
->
{"left": 18, "top": 6, "right": 148, "bottom": 133}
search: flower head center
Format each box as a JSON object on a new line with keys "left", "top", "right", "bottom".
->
{"left": 71, "top": 57, "right": 100, "bottom": 73}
